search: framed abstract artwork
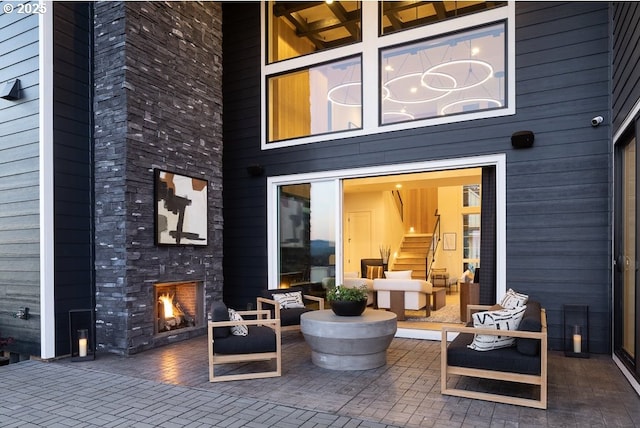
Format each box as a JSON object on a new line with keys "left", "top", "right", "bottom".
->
{"left": 154, "top": 169, "right": 208, "bottom": 246}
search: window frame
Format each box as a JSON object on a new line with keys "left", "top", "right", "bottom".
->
{"left": 261, "top": 1, "right": 515, "bottom": 149}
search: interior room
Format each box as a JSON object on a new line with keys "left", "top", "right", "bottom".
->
{"left": 342, "top": 168, "right": 482, "bottom": 330}
{"left": 276, "top": 167, "right": 483, "bottom": 332}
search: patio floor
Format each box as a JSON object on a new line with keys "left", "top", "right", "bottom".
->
{"left": 2, "top": 331, "right": 640, "bottom": 427}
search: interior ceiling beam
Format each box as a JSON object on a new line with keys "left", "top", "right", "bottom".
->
{"left": 295, "top": 10, "right": 361, "bottom": 38}
{"left": 326, "top": 2, "right": 360, "bottom": 40}
{"left": 272, "top": 2, "right": 324, "bottom": 17}
{"left": 282, "top": 12, "right": 328, "bottom": 50}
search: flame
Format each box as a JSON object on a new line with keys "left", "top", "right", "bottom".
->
{"left": 159, "top": 293, "right": 174, "bottom": 318}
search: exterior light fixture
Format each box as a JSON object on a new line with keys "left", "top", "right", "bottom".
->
{"left": 1, "top": 79, "right": 21, "bottom": 100}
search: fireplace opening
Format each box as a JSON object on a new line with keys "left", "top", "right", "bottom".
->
{"left": 154, "top": 281, "right": 204, "bottom": 335}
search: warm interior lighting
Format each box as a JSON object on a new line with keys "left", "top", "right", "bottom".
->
{"left": 471, "top": 47, "right": 480, "bottom": 56}
{"left": 395, "top": 184, "right": 402, "bottom": 188}
{"left": 159, "top": 293, "right": 175, "bottom": 318}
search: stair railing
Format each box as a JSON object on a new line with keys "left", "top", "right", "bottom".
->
{"left": 425, "top": 210, "right": 440, "bottom": 281}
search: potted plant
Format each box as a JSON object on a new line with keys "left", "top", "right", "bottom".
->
{"left": 327, "top": 284, "right": 368, "bottom": 316}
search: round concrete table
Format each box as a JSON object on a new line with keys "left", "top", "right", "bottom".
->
{"left": 300, "top": 309, "right": 397, "bottom": 370}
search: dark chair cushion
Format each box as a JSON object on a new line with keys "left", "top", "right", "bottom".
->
{"left": 448, "top": 333, "right": 541, "bottom": 375}
{"left": 280, "top": 307, "right": 312, "bottom": 326}
{"left": 214, "top": 326, "right": 276, "bottom": 354}
{"left": 516, "top": 301, "right": 542, "bottom": 356}
{"left": 210, "top": 301, "right": 230, "bottom": 338}
{"left": 261, "top": 287, "right": 314, "bottom": 326}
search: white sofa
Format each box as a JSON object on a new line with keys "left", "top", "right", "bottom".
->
{"left": 373, "top": 273, "right": 432, "bottom": 319}
{"left": 342, "top": 271, "right": 375, "bottom": 305}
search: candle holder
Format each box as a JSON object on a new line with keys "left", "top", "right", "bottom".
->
{"left": 563, "top": 304, "right": 589, "bottom": 358}
{"left": 69, "top": 309, "right": 95, "bottom": 361}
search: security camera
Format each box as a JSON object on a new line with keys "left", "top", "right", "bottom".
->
{"left": 591, "top": 116, "right": 603, "bottom": 127}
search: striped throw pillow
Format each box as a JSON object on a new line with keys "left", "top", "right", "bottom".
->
{"left": 499, "top": 288, "right": 529, "bottom": 309}
{"left": 366, "top": 265, "right": 383, "bottom": 279}
{"left": 468, "top": 305, "right": 527, "bottom": 351}
{"left": 272, "top": 291, "right": 305, "bottom": 309}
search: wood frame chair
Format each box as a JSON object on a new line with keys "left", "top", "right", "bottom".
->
{"left": 441, "top": 304, "right": 548, "bottom": 409}
{"left": 208, "top": 308, "right": 281, "bottom": 382}
{"left": 257, "top": 291, "right": 324, "bottom": 332}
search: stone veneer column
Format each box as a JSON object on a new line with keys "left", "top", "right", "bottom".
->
{"left": 93, "top": 1, "right": 223, "bottom": 355}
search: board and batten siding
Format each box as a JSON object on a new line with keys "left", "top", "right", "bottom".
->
{"left": 612, "top": 1, "right": 640, "bottom": 132}
{"left": 222, "top": 2, "right": 612, "bottom": 353}
{"left": 0, "top": 7, "right": 41, "bottom": 355}
{"left": 52, "top": 2, "right": 94, "bottom": 357}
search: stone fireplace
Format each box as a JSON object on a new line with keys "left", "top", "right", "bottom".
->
{"left": 93, "top": 2, "right": 224, "bottom": 356}
{"left": 154, "top": 281, "right": 204, "bottom": 335}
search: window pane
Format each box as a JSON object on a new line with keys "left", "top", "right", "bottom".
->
{"left": 463, "top": 184, "right": 481, "bottom": 207}
{"left": 380, "top": 22, "right": 506, "bottom": 125}
{"left": 268, "top": 57, "right": 362, "bottom": 143}
{"left": 268, "top": 1, "right": 361, "bottom": 64}
{"left": 278, "top": 183, "right": 336, "bottom": 288}
{"left": 380, "top": 1, "right": 507, "bottom": 36}
{"left": 463, "top": 214, "right": 480, "bottom": 259}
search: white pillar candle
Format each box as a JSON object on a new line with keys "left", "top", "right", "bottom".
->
{"left": 79, "top": 338, "right": 87, "bottom": 357}
{"left": 572, "top": 334, "right": 581, "bottom": 353}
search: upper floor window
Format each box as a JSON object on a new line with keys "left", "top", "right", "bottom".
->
{"left": 381, "top": 22, "right": 505, "bottom": 125}
{"left": 262, "top": 1, "right": 513, "bottom": 148}
{"left": 463, "top": 184, "right": 481, "bottom": 207}
{"left": 267, "top": 1, "right": 362, "bottom": 64}
{"left": 268, "top": 56, "right": 362, "bottom": 142}
{"left": 379, "top": 1, "right": 507, "bottom": 36}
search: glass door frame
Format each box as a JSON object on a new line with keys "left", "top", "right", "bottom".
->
{"left": 613, "top": 120, "right": 640, "bottom": 386}
{"left": 267, "top": 154, "right": 508, "bottom": 340}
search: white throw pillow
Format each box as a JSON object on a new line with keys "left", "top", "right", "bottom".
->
{"left": 228, "top": 308, "right": 248, "bottom": 336}
{"left": 272, "top": 291, "right": 305, "bottom": 309}
{"left": 499, "top": 288, "right": 529, "bottom": 309}
{"left": 384, "top": 270, "right": 412, "bottom": 279}
{"left": 467, "top": 306, "right": 527, "bottom": 351}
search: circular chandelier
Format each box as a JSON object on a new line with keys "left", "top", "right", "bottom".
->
{"left": 422, "top": 59, "right": 494, "bottom": 92}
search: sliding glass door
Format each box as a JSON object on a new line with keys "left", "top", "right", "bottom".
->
{"left": 614, "top": 131, "right": 639, "bottom": 377}
{"left": 277, "top": 181, "right": 337, "bottom": 289}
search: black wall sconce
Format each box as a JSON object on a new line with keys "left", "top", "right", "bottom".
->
{"left": 246, "top": 164, "right": 265, "bottom": 177}
{"left": 1, "top": 79, "right": 21, "bottom": 101}
{"left": 511, "top": 130, "right": 534, "bottom": 149}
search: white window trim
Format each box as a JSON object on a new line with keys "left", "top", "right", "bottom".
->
{"left": 261, "top": 2, "right": 515, "bottom": 149}
{"left": 267, "top": 154, "right": 507, "bottom": 340}
{"left": 39, "top": 3, "right": 56, "bottom": 360}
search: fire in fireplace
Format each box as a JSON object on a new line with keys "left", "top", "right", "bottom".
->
{"left": 157, "top": 293, "right": 195, "bottom": 332}
{"left": 154, "top": 281, "right": 204, "bottom": 335}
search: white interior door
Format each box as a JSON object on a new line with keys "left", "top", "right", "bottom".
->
{"left": 346, "top": 211, "right": 372, "bottom": 275}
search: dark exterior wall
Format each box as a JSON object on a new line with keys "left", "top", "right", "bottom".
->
{"left": 94, "top": 1, "right": 223, "bottom": 355}
{"left": 53, "top": 2, "right": 94, "bottom": 357}
{"left": 612, "top": 2, "right": 640, "bottom": 132}
{"left": 0, "top": 9, "right": 40, "bottom": 355}
{"left": 222, "top": 2, "right": 612, "bottom": 353}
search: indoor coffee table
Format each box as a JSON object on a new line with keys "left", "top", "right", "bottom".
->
{"left": 300, "top": 309, "right": 397, "bottom": 370}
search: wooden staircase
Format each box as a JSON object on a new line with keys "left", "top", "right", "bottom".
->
{"left": 391, "top": 234, "right": 433, "bottom": 280}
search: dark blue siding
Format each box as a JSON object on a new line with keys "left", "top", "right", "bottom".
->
{"left": 222, "top": 2, "right": 612, "bottom": 352}
{"left": 612, "top": 2, "right": 640, "bottom": 131}
{"left": 53, "top": 2, "right": 93, "bottom": 357}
